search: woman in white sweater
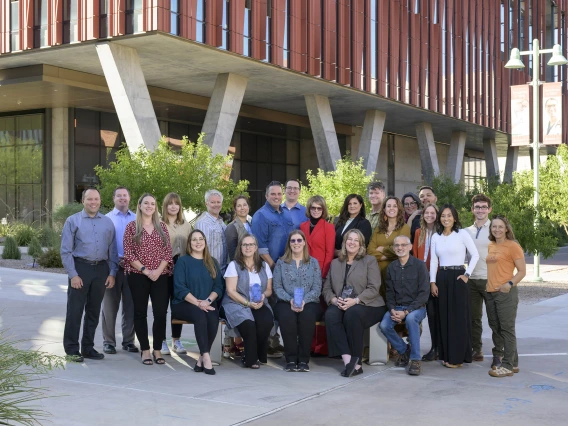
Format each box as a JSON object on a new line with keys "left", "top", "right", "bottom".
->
{"left": 430, "top": 204, "right": 479, "bottom": 368}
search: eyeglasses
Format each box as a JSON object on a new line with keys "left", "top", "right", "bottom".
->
{"left": 290, "top": 239, "right": 304, "bottom": 244}
{"left": 191, "top": 238, "right": 205, "bottom": 242}
{"left": 473, "top": 206, "right": 490, "bottom": 210}
{"left": 393, "top": 243, "right": 410, "bottom": 248}
{"left": 403, "top": 202, "right": 417, "bottom": 207}
{"left": 242, "top": 243, "right": 257, "bottom": 248}
{"left": 286, "top": 186, "right": 300, "bottom": 191}
{"left": 310, "top": 206, "right": 323, "bottom": 211}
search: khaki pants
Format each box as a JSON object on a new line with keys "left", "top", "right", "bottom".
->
{"left": 469, "top": 278, "right": 487, "bottom": 353}
{"left": 485, "top": 287, "right": 519, "bottom": 370}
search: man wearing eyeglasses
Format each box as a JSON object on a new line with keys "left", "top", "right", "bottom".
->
{"left": 281, "top": 179, "right": 307, "bottom": 228}
{"left": 465, "top": 194, "right": 493, "bottom": 365}
{"left": 408, "top": 186, "right": 438, "bottom": 243}
{"left": 379, "top": 235, "right": 429, "bottom": 375}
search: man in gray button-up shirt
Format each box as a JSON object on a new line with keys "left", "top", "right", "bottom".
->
{"left": 60, "top": 188, "right": 118, "bottom": 361}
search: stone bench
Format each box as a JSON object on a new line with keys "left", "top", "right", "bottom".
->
{"left": 171, "top": 318, "right": 226, "bottom": 365}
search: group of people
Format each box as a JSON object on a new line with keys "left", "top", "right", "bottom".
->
{"left": 60, "top": 179, "right": 526, "bottom": 379}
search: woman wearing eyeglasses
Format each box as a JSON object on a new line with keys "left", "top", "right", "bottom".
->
{"left": 401, "top": 192, "right": 420, "bottom": 222}
{"left": 485, "top": 215, "right": 526, "bottom": 378}
{"left": 273, "top": 230, "right": 322, "bottom": 372}
{"left": 223, "top": 234, "right": 274, "bottom": 369}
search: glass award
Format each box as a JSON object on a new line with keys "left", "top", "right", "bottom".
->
{"left": 250, "top": 283, "right": 262, "bottom": 303}
{"left": 293, "top": 287, "right": 304, "bottom": 308}
{"left": 341, "top": 286, "right": 353, "bottom": 300}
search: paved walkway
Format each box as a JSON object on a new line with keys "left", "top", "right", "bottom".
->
{"left": 1, "top": 265, "right": 567, "bottom": 425}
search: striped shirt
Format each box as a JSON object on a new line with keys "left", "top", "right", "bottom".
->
{"left": 195, "top": 212, "right": 228, "bottom": 272}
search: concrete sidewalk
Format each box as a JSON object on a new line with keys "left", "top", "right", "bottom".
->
{"left": 1, "top": 266, "right": 567, "bottom": 426}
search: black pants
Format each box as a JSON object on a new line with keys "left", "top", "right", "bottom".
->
{"left": 63, "top": 261, "right": 109, "bottom": 354}
{"left": 171, "top": 301, "right": 219, "bottom": 355}
{"left": 274, "top": 301, "right": 322, "bottom": 363}
{"left": 236, "top": 305, "right": 273, "bottom": 367}
{"left": 425, "top": 294, "right": 440, "bottom": 351}
{"left": 325, "top": 304, "right": 387, "bottom": 360}
{"left": 168, "top": 273, "right": 183, "bottom": 338}
{"left": 128, "top": 273, "right": 169, "bottom": 351}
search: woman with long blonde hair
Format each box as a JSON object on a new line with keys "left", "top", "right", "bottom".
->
{"left": 123, "top": 193, "right": 173, "bottom": 366}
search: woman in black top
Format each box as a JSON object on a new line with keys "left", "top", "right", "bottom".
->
{"left": 334, "top": 194, "right": 372, "bottom": 255}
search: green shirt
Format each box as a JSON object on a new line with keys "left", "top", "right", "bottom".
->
{"left": 173, "top": 255, "right": 224, "bottom": 304}
{"left": 368, "top": 210, "right": 381, "bottom": 232}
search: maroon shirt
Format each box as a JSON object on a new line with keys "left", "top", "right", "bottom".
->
{"left": 123, "top": 221, "right": 173, "bottom": 275}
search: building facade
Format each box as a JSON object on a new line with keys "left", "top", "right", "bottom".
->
{"left": 0, "top": 0, "right": 566, "bottom": 220}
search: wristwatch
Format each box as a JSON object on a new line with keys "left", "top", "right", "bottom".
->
{"left": 507, "top": 280, "right": 514, "bottom": 287}
{"left": 464, "top": 272, "right": 470, "bottom": 278}
{"left": 140, "top": 266, "right": 146, "bottom": 273}
{"left": 206, "top": 297, "right": 213, "bottom": 304}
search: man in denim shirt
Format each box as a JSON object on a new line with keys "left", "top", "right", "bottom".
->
{"left": 379, "top": 235, "right": 429, "bottom": 375}
{"left": 251, "top": 181, "right": 296, "bottom": 357}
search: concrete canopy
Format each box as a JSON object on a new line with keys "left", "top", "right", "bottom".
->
{"left": 0, "top": 31, "right": 509, "bottom": 154}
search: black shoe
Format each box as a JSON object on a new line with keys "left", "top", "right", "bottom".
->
{"left": 421, "top": 347, "right": 438, "bottom": 361}
{"left": 297, "top": 362, "right": 310, "bottom": 372}
{"left": 103, "top": 344, "right": 116, "bottom": 354}
{"left": 204, "top": 367, "right": 216, "bottom": 375}
{"left": 284, "top": 362, "right": 297, "bottom": 372}
{"left": 396, "top": 345, "right": 410, "bottom": 367}
{"left": 407, "top": 360, "right": 422, "bottom": 376}
{"left": 342, "top": 357, "right": 360, "bottom": 377}
{"left": 81, "top": 349, "right": 104, "bottom": 360}
{"left": 194, "top": 361, "right": 204, "bottom": 372}
{"left": 351, "top": 366, "right": 363, "bottom": 376}
{"left": 66, "top": 351, "right": 84, "bottom": 363}
{"left": 122, "top": 343, "right": 139, "bottom": 353}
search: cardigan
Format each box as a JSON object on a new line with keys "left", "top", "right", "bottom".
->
{"left": 273, "top": 256, "right": 322, "bottom": 304}
{"left": 224, "top": 218, "right": 252, "bottom": 261}
{"left": 412, "top": 228, "right": 434, "bottom": 271}
{"left": 322, "top": 255, "right": 385, "bottom": 307}
{"left": 300, "top": 218, "right": 335, "bottom": 278}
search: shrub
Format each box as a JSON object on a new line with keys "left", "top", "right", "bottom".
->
{"left": 13, "top": 223, "right": 38, "bottom": 247}
{"left": 38, "top": 225, "right": 60, "bottom": 248}
{"left": 38, "top": 247, "right": 63, "bottom": 268}
{"left": 2, "top": 236, "right": 21, "bottom": 260}
{"left": 27, "top": 237, "right": 44, "bottom": 259}
{"left": 51, "top": 203, "right": 85, "bottom": 231}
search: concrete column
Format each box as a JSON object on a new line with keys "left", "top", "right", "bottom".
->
{"left": 358, "top": 110, "right": 386, "bottom": 175}
{"left": 95, "top": 42, "right": 161, "bottom": 152}
{"left": 202, "top": 73, "right": 248, "bottom": 156}
{"left": 304, "top": 94, "right": 342, "bottom": 171}
{"left": 503, "top": 145, "right": 519, "bottom": 183}
{"left": 445, "top": 131, "right": 466, "bottom": 183}
{"left": 51, "top": 108, "right": 69, "bottom": 210}
{"left": 415, "top": 122, "right": 440, "bottom": 184}
{"left": 483, "top": 138, "right": 500, "bottom": 181}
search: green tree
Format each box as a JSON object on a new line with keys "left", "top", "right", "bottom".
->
{"left": 298, "top": 156, "right": 376, "bottom": 218}
{"left": 95, "top": 135, "right": 249, "bottom": 214}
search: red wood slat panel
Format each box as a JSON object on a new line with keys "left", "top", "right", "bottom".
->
{"left": 270, "top": 0, "right": 286, "bottom": 67}
{"left": 429, "top": 18, "right": 440, "bottom": 111}
{"left": 79, "top": 0, "right": 100, "bottom": 41}
{"left": 179, "top": 0, "right": 197, "bottom": 40}
{"left": 488, "top": 0, "right": 496, "bottom": 128}
{"left": 322, "top": 0, "right": 337, "bottom": 81}
{"left": 229, "top": 0, "right": 245, "bottom": 55}
{"left": 409, "top": 12, "right": 420, "bottom": 106}
{"left": 109, "top": 0, "right": 126, "bottom": 36}
{"left": 399, "top": 1, "right": 409, "bottom": 102}
{"left": 363, "top": 0, "right": 371, "bottom": 91}
{"left": 205, "top": 0, "right": 223, "bottom": 47}
{"left": 444, "top": 0, "right": 453, "bottom": 116}
{"left": 19, "top": 0, "right": 33, "bottom": 50}
{"left": 0, "top": 0, "right": 8, "bottom": 53}
{"left": 336, "top": 0, "right": 350, "bottom": 85}
{"left": 388, "top": 0, "right": 400, "bottom": 99}
{"left": 468, "top": 0, "right": 475, "bottom": 121}
{"left": 377, "top": 0, "right": 389, "bottom": 96}
{"left": 419, "top": 14, "right": 428, "bottom": 108}
{"left": 306, "top": 0, "right": 322, "bottom": 76}
{"left": 289, "top": 0, "right": 307, "bottom": 72}
{"left": 481, "top": 0, "right": 489, "bottom": 126}
{"left": 251, "top": 0, "right": 267, "bottom": 60}
{"left": 454, "top": 0, "right": 463, "bottom": 119}
{"left": 49, "top": 0, "right": 63, "bottom": 46}
{"left": 351, "top": 0, "right": 365, "bottom": 89}
{"left": 474, "top": 0, "right": 481, "bottom": 124}
{"left": 144, "top": 0, "right": 169, "bottom": 32}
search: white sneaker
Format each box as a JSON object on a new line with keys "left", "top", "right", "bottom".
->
{"left": 161, "top": 340, "right": 171, "bottom": 355}
{"left": 172, "top": 339, "right": 187, "bottom": 354}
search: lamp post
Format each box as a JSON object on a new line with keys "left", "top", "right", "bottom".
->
{"left": 505, "top": 39, "right": 568, "bottom": 281}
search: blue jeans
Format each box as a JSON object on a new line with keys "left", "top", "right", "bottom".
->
{"left": 379, "top": 306, "right": 426, "bottom": 361}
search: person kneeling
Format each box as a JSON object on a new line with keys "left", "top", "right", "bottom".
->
{"left": 379, "top": 236, "right": 429, "bottom": 376}
{"left": 172, "top": 230, "right": 224, "bottom": 375}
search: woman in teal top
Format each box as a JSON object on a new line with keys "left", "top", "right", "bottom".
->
{"left": 172, "top": 229, "right": 224, "bottom": 375}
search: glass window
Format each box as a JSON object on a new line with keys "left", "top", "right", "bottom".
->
{"left": 170, "top": 0, "right": 180, "bottom": 36}
{"left": 221, "top": 0, "right": 229, "bottom": 49}
{"left": 33, "top": 0, "right": 49, "bottom": 47}
{"left": 196, "top": 0, "right": 205, "bottom": 42}
{"left": 100, "top": 0, "right": 109, "bottom": 38}
{"left": 243, "top": 1, "right": 251, "bottom": 56}
{"left": 283, "top": 0, "right": 289, "bottom": 67}
{"left": 10, "top": 1, "right": 20, "bottom": 51}
{"left": 63, "top": 0, "right": 79, "bottom": 44}
{"left": 126, "top": 0, "right": 144, "bottom": 34}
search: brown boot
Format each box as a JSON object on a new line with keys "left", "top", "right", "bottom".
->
{"left": 472, "top": 351, "right": 484, "bottom": 361}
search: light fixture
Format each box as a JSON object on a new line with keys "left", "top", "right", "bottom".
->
{"left": 505, "top": 48, "right": 525, "bottom": 69}
{"left": 547, "top": 44, "right": 568, "bottom": 66}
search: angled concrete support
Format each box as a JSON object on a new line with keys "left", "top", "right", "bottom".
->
{"left": 445, "top": 131, "right": 466, "bottom": 183}
{"left": 358, "top": 110, "right": 386, "bottom": 175}
{"left": 483, "top": 138, "right": 500, "bottom": 181}
{"left": 503, "top": 145, "right": 519, "bottom": 184}
{"left": 202, "top": 73, "right": 248, "bottom": 156}
{"left": 96, "top": 42, "right": 161, "bottom": 151}
{"left": 304, "top": 94, "right": 342, "bottom": 171}
{"left": 415, "top": 122, "right": 440, "bottom": 184}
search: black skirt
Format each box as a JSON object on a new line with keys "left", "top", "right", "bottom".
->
{"left": 436, "top": 268, "right": 473, "bottom": 364}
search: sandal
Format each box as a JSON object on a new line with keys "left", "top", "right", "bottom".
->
{"left": 443, "top": 362, "right": 461, "bottom": 368}
{"left": 141, "top": 352, "right": 153, "bottom": 365}
{"left": 153, "top": 351, "right": 166, "bottom": 365}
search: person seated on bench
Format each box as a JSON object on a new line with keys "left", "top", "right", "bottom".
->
{"left": 273, "top": 230, "right": 323, "bottom": 373}
{"left": 322, "top": 229, "right": 386, "bottom": 378}
{"left": 223, "top": 235, "right": 274, "bottom": 369}
{"left": 379, "top": 235, "right": 429, "bottom": 376}
{"left": 172, "top": 229, "right": 224, "bottom": 375}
